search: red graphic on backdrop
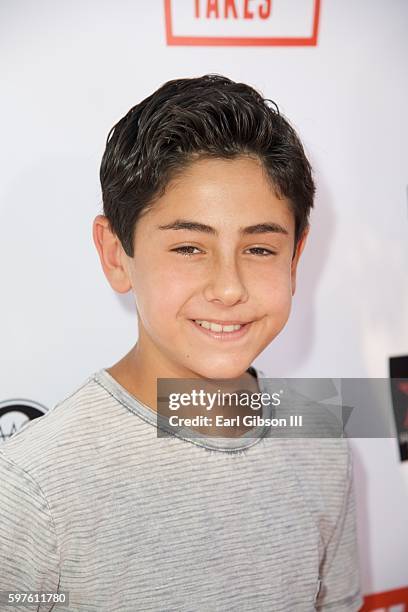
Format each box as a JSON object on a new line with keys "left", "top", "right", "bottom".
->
{"left": 195, "top": 0, "right": 273, "bottom": 19}
{"left": 361, "top": 585, "right": 408, "bottom": 610}
{"left": 165, "top": 0, "right": 321, "bottom": 46}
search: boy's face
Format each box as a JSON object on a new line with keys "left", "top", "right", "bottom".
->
{"left": 97, "top": 156, "right": 308, "bottom": 379}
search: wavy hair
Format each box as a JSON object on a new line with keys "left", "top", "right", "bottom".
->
{"left": 100, "top": 74, "right": 315, "bottom": 258}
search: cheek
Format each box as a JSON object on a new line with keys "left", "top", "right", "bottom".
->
{"left": 131, "top": 260, "right": 191, "bottom": 325}
{"left": 256, "top": 269, "right": 293, "bottom": 318}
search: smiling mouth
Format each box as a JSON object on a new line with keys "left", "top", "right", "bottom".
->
{"left": 189, "top": 319, "right": 253, "bottom": 341}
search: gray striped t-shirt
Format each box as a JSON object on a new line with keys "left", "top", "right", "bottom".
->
{"left": 0, "top": 367, "right": 363, "bottom": 611}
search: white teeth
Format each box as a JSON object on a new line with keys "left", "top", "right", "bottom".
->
{"left": 195, "top": 320, "right": 243, "bottom": 332}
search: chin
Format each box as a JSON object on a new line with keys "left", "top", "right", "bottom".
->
{"left": 192, "top": 360, "right": 251, "bottom": 381}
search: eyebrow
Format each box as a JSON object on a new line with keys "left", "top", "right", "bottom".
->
{"left": 157, "top": 219, "right": 289, "bottom": 236}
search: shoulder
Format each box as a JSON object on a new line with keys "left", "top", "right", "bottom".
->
{"left": 283, "top": 437, "right": 353, "bottom": 552}
{"left": 256, "top": 371, "right": 352, "bottom": 525}
{"left": 287, "top": 437, "right": 352, "bottom": 492}
{"left": 0, "top": 371, "right": 115, "bottom": 478}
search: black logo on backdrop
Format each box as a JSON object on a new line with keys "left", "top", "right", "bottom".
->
{"left": 390, "top": 356, "right": 408, "bottom": 462}
{"left": 0, "top": 399, "right": 48, "bottom": 443}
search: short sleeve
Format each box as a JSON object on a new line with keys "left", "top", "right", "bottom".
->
{"left": 315, "top": 442, "right": 363, "bottom": 611}
{"left": 0, "top": 450, "right": 60, "bottom": 611}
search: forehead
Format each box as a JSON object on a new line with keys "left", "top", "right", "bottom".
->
{"left": 147, "top": 155, "right": 295, "bottom": 233}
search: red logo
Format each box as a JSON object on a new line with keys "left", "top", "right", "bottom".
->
{"left": 165, "top": 0, "right": 321, "bottom": 46}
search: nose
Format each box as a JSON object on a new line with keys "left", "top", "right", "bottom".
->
{"left": 203, "top": 255, "right": 249, "bottom": 306}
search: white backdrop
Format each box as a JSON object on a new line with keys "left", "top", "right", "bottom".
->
{"left": 1, "top": 0, "right": 407, "bottom": 603}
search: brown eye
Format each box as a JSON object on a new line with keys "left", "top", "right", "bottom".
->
{"left": 171, "top": 246, "right": 202, "bottom": 256}
{"left": 246, "top": 247, "right": 276, "bottom": 256}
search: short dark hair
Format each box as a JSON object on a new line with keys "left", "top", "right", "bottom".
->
{"left": 100, "top": 74, "right": 315, "bottom": 258}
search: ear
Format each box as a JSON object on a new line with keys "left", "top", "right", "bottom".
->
{"left": 92, "top": 215, "right": 132, "bottom": 293}
{"left": 290, "top": 227, "right": 309, "bottom": 296}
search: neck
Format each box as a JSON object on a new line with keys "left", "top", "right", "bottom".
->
{"left": 106, "top": 340, "right": 258, "bottom": 417}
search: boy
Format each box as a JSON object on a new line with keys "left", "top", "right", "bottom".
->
{"left": 0, "top": 75, "right": 363, "bottom": 611}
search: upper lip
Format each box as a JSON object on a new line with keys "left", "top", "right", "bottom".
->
{"left": 191, "top": 319, "right": 251, "bottom": 325}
